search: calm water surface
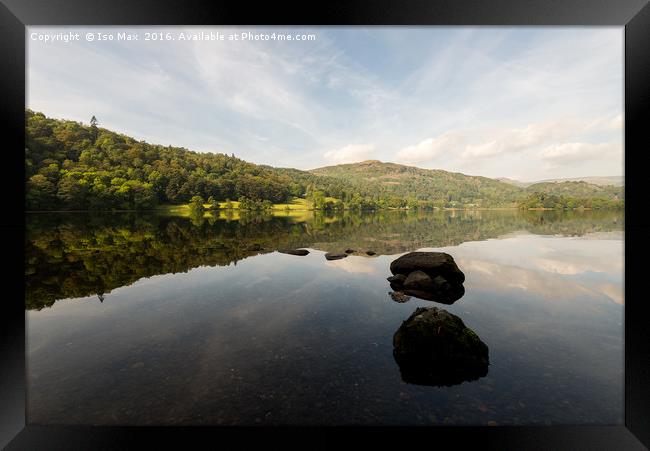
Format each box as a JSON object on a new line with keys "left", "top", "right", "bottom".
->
{"left": 26, "top": 210, "right": 624, "bottom": 425}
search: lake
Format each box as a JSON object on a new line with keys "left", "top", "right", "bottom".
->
{"left": 25, "top": 209, "right": 624, "bottom": 425}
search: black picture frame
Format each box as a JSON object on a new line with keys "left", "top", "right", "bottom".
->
{"left": 1, "top": 0, "right": 649, "bottom": 448}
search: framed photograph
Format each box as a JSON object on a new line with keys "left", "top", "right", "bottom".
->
{"left": 2, "top": 0, "right": 649, "bottom": 448}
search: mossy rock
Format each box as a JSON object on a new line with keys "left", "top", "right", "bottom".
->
{"left": 393, "top": 307, "right": 489, "bottom": 386}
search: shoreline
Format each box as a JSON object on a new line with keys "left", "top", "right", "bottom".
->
{"left": 25, "top": 206, "right": 615, "bottom": 214}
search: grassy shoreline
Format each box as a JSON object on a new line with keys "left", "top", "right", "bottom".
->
{"left": 26, "top": 197, "right": 615, "bottom": 215}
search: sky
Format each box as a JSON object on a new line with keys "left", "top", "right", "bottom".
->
{"left": 27, "top": 26, "right": 623, "bottom": 181}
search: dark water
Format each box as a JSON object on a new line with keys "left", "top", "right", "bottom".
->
{"left": 26, "top": 210, "right": 624, "bottom": 425}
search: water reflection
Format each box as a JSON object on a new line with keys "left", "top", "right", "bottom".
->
{"left": 25, "top": 209, "right": 623, "bottom": 310}
{"left": 393, "top": 307, "right": 489, "bottom": 387}
{"left": 386, "top": 252, "right": 487, "bottom": 386}
{"left": 26, "top": 210, "right": 624, "bottom": 425}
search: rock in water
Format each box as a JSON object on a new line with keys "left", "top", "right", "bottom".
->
{"left": 389, "top": 291, "right": 411, "bottom": 303}
{"left": 345, "top": 248, "right": 356, "bottom": 254}
{"left": 393, "top": 307, "right": 489, "bottom": 386}
{"left": 387, "top": 274, "right": 407, "bottom": 284}
{"left": 403, "top": 270, "right": 435, "bottom": 290}
{"left": 366, "top": 250, "right": 376, "bottom": 256}
{"left": 388, "top": 267, "right": 464, "bottom": 305}
{"left": 279, "top": 249, "right": 310, "bottom": 256}
{"left": 390, "top": 252, "right": 465, "bottom": 284}
{"left": 401, "top": 284, "right": 465, "bottom": 305}
{"left": 325, "top": 252, "right": 348, "bottom": 261}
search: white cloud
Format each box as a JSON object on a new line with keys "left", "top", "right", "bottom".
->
{"left": 462, "top": 121, "right": 573, "bottom": 159}
{"left": 460, "top": 116, "right": 622, "bottom": 160}
{"left": 27, "top": 27, "right": 623, "bottom": 178}
{"left": 395, "top": 132, "right": 463, "bottom": 164}
{"left": 392, "top": 113, "right": 622, "bottom": 169}
{"left": 323, "top": 144, "right": 376, "bottom": 164}
{"left": 541, "top": 142, "right": 621, "bottom": 165}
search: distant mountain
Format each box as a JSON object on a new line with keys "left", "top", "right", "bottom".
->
{"left": 310, "top": 160, "right": 524, "bottom": 206}
{"left": 530, "top": 176, "right": 624, "bottom": 187}
{"left": 498, "top": 175, "right": 624, "bottom": 187}
{"left": 496, "top": 177, "right": 528, "bottom": 188}
{"left": 311, "top": 160, "right": 624, "bottom": 206}
{"left": 525, "top": 181, "right": 623, "bottom": 200}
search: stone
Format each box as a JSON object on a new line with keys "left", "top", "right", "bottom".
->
{"left": 366, "top": 250, "right": 376, "bottom": 256}
{"left": 390, "top": 252, "right": 465, "bottom": 284}
{"left": 402, "top": 284, "right": 465, "bottom": 305}
{"left": 393, "top": 307, "right": 489, "bottom": 386}
{"left": 387, "top": 274, "right": 407, "bottom": 284}
{"left": 278, "top": 249, "right": 309, "bottom": 256}
{"left": 403, "top": 270, "right": 435, "bottom": 290}
{"left": 325, "top": 252, "right": 348, "bottom": 261}
{"left": 389, "top": 291, "right": 411, "bottom": 303}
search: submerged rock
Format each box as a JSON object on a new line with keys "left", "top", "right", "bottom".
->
{"left": 279, "top": 249, "right": 310, "bottom": 256}
{"left": 387, "top": 274, "right": 407, "bottom": 284}
{"left": 345, "top": 248, "right": 356, "bottom": 254}
{"left": 393, "top": 307, "right": 489, "bottom": 386}
{"left": 403, "top": 270, "right": 435, "bottom": 290}
{"left": 325, "top": 252, "right": 348, "bottom": 261}
{"left": 366, "top": 250, "right": 376, "bottom": 256}
{"left": 390, "top": 252, "right": 465, "bottom": 284}
{"left": 389, "top": 291, "right": 411, "bottom": 303}
{"left": 401, "top": 284, "right": 465, "bottom": 304}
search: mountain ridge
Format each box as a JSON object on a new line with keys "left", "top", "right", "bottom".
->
{"left": 25, "top": 110, "right": 624, "bottom": 211}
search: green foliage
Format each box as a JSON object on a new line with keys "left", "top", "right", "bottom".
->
{"left": 207, "top": 195, "right": 220, "bottom": 210}
{"left": 189, "top": 195, "right": 205, "bottom": 212}
{"left": 25, "top": 209, "right": 623, "bottom": 310}
{"left": 519, "top": 191, "right": 624, "bottom": 210}
{"left": 310, "top": 161, "right": 624, "bottom": 209}
{"left": 25, "top": 110, "right": 625, "bottom": 212}
{"left": 25, "top": 110, "right": 304, "bottom": 211}
{"left": 310, "top": 160, "right": 525, "bottom": 208}
{"left": 239, "top": 196, "right": 273, "bottom": 211}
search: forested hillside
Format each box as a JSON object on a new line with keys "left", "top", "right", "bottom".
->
{"left": 25, "top": 110, "right": 624, "bottom": 211}
{"left": 26, "top": 110, "right": 319, "bottom": 210}
{"left": 525, "top": 181, "right": 623, "bottom": 199}
{"left": 310, "top": 160, "right": 524, "bottom": 208}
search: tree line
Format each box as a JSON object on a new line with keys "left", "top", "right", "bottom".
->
{"left": 25, "top": 110, "right": 625, "bottom": 211}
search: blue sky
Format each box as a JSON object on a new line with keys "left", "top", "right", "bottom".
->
{"left": 27, "top": 27, "right": 623, "bottom": 181}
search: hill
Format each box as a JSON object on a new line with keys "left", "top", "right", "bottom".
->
{"left": 525, "top": 181, "right": 623, "bottom": 199}
{"left": 496, "top": 177, "right": 528, "bottom": 188}
{"left": 25, "top": 110, "right": 358, "bottom": 211}
{"left": 311, "top": 160, "right": 526, "bottom": 207}
{"left": 498, "top": 175, "right": 623, "bottom": 187}
{"left": 25, "top": 110, "right": 624, "bottom": 211}
{"left": 531, "top": 176, "right": 624, "bottom": 187}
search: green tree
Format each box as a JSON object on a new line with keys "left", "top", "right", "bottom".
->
{"left": 207, "top": 195, "right": 220, "bottom": 210}
{"left": 189, "top": 195, "right": 204, "bottom": 214}
{"left": 90, "top": 115, "right": 99, "bottom": 143}
{"left": 26, "top": 174, "right": 57, "bottom": 210}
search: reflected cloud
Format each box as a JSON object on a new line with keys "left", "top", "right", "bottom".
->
{"left": 324, "top": 256, "right": 377, "bottom": 274}
{"left": 460, "top": 258, "right": 621, "bottom": 306}
{"left": 595, "top": 283, "right": 624, "bottom": 305}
